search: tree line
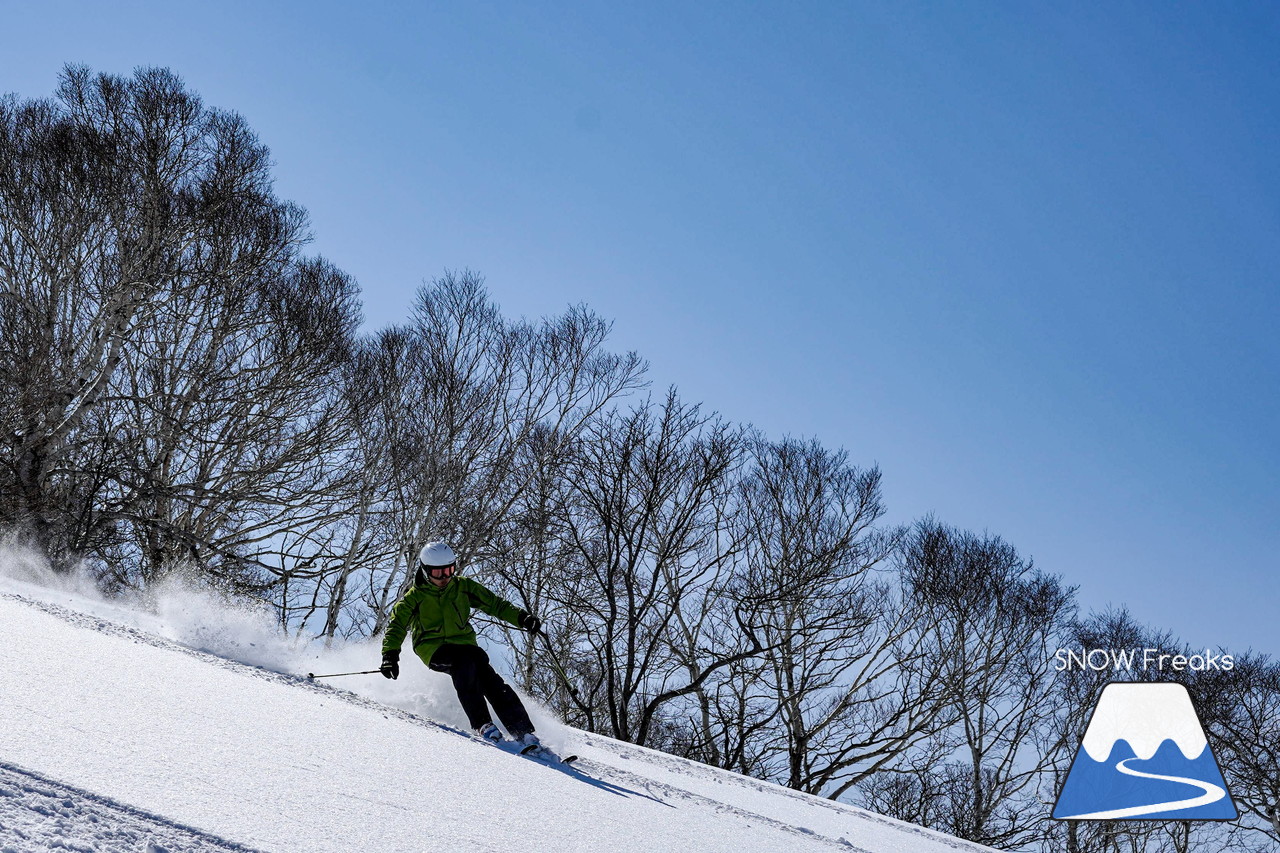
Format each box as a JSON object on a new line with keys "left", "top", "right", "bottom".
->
{"left": 2, "top": 67, "right": 1275, "bottom": 853}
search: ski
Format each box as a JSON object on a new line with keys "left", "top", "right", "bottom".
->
{"left": 474, "top": 727, "right": 579, "bottom": 765}
{"left": 519, "top": 743, "right": 579, "bottom": 765}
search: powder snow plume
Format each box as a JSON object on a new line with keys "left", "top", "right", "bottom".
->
{"left": 0, "top": 544, "right": 561, "bottom": 737}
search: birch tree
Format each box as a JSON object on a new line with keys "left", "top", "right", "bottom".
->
{"left": 0, "top": 65, "right": 355, "bottom": 577}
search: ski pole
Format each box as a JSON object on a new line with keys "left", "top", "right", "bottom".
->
{"left": 472, "top": 616, "right": 581, "bottom": 701}
{"left": 535, "top": 629, "right": 582, "bottom": 702}
{"left": 306, "top": 669, "right": 381, "bottom": 680}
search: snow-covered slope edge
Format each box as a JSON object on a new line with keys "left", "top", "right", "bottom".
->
{"left": 0, "top": 760, "right": 256, "bottom": 852}
{"left": 0, "top": 583, "right": 996, "bottom": 853}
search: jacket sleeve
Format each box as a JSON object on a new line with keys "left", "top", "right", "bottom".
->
{"left": 381, "top": 589, "right": 418, "bottom": 655}
{"left": 464, "top": 579, "right": 523, "bottom": 627}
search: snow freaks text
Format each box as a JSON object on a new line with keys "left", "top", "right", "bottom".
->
{"left": 1054, "top": 648, "right": 1235, "bottom": 673}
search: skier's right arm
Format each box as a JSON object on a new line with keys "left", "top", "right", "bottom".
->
{"left": 379, "top": 592, "right": 417, "bottom": 680}
{"left": 381, "top": 591, "right": 417, "bottom": 657}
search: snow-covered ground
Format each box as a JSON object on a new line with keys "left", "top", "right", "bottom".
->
{"left": 0, "top": 552, "right": 995, "bottom": 853}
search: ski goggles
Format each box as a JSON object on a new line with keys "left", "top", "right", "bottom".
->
{"left": 424, "top": 563, "right": 456, "bottom": 578}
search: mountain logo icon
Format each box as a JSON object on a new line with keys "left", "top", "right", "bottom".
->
{"left": 1053, "top": 682, "right": 1237, "bottom": 821}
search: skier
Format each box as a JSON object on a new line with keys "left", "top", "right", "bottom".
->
{"left": 379, "top": 541, "right": 545, "bottom": 750}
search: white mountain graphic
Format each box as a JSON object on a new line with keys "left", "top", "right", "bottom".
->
{"left": 1081, "top": 682, "right": 1207, "bottom": 761}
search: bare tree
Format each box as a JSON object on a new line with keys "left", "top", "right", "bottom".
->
{"left": 109, "top": 257, "right": 361, "bottom": 597}
{"left": 549, "top": 389, "right": 748, "bottom": 746}
{"left": 309, "top": 331, "right": 411, "bottom": 642}
{"left": 0, "top": 65, "right": 358, "bottom": 591}
{"left": 891, "top": 519, "right": 1076, "bottom": 850}
{"left": 311, "top": 271, "right": 645, "bottom": 637}
{"left": 1194, "top": 652, "right": 1280, "bottom": 852}
{"left": 486, "top": 421, "right": 582, "bottom": 695}
{"left": 727, "top": 436, "right": 936, "bottom": 797}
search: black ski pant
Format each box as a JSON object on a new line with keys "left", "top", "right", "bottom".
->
{"left": 428, "top": 643, "right": 534, "bottom": 737}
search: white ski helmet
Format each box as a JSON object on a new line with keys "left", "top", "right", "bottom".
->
{"left": 418, "top": 541, "right": 457, "bottom": 568}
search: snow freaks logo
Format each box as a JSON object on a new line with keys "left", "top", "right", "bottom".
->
{"left": 1054, "top": 647, "right": 1234, "bottom": 673}
{"left": 1053, "top": 683, "right": 1238, "bottom": 821}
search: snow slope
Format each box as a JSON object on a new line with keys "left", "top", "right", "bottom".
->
{"left": 0, "top": 562, "right": 995, "bottom": 853}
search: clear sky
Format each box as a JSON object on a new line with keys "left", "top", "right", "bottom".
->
{"left": 4, "top": 2, "right": 1277, "bottom": 654}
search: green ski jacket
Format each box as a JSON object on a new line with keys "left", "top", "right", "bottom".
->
{"left": 381, "top": 575, "right": 523, "bottom": 665}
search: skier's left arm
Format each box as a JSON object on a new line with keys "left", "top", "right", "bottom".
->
{"left": 464, "top": 579, "right": 538, "bottom": 632}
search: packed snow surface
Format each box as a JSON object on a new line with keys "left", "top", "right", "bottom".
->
{"left": 0, "top": 555, "right": 995, "bottom": 852}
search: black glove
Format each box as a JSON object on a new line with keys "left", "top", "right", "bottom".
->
{"left": 380, "top": 650, "right": 400, "bottom": 680}
{"left": 517, "top": 610, "right": 542, "bottom": 634}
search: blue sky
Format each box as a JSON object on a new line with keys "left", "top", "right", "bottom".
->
{"left": 4, "top": 2, "right": 1277, "bottom": 653}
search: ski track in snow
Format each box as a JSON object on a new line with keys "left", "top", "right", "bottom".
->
{"left": 572, "top": 737, "right": 992, "bottom": 852}
{"left": 0, "top": 761, "right": 257, "bottom": 853}
{"left": 0, "top": 589, "right": 997, "bottom": 853}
